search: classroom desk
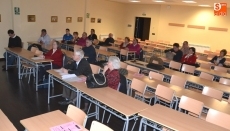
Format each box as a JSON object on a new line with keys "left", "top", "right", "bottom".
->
{"left": 47, "top": 70, "right": 150, "bottom": 131}
{"left": 5, "top": 47, "right": 53, "bottom": 91}
{"left": 0, "top": 109, "right": 17, "bottom": 131}
{"left": 20, "top": 110, "right": 87, "bottom": 131}
{"left": 124, "top": 60, "right": 230, "bottom": 96}
{"left": 138, "top": 104, "right": 229, "bottom": 131}
{"left": 196, "top": 67, "right": 230, "bottom": 79}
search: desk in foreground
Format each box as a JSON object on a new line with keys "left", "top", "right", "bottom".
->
{"left": 0, "top": 109, "right": 17, "bottom": 131}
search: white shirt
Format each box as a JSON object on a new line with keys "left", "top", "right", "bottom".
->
{"left": 52, "top": 49, "right": 57, "bottom": 55}
{"left": 38, "top": 34, "right": 51, "bottom": 45}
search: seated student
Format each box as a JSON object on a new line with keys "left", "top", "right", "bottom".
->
{"left": 59, "top": 49, "right": 92, "bottom": 108}
{"left": 62, "top": 28, "right": 73, "bottom": 43}
{"left": 98, "top": 33, "right": 115, "bottom": 46}
{"left": 164, "top": 43, "right": 183, "bottom": 62}
{"left": 2, "top": 29, "right": 22, "bottom": 71}
{"left": 127, "top": 38, "right": 143, "bottom": 60}
{"left": 37, "top": 29, "right": 51, "bottom": 45}
{"left": 82, "top": 40, "right": 96, "bottom": 64}
{"left": 38, "top": 40, "right": 63, "bottom": 82}
{"left": 72, "top": 32, "right": 80, "bottom": 44}
{"left": 181, "top": 47, "right": 197, "bottom": 65}
{"left": 120, "top": 37, "right": 130, "bottom": 49}
{"left": 103, "top": 56, "right": 120, "bottom": 90}
{"left": 88, "top": 29, "right": 97, "bottom": 41}
{"left": 77, "top": 32, "right": 87, "bottom": 47}
{"left": 210, "top": 49, "right": 227, "bottom": 66}
{"left": 181, "top": 41, "right": 190, "bottom": 55}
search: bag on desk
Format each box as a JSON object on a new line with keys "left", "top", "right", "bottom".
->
{"left": 146, "top": 63, "right": 165, "bottom": 70}
{"left": 86, "top": 73, "right": 107, "bottom": 88}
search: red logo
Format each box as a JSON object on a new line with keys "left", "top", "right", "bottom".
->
{"left": 214, "top": 3, "right": 227, "bottom": 16}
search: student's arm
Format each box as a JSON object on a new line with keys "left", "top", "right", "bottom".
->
{"left": 174, "top": 51, "right": 183, "bottom": 62}
{"left": 210, "top": 56, "right": 217, "bottom": 63}
{"left": 219, "top": 58, "right": 226, "bottom": 66}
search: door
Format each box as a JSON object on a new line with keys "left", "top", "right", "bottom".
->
{"left": 134, "top": 17, "right": 151, "bottom": 41}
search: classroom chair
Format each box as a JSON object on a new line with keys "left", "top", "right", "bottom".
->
{"left": 169, "top": 61, "right": 182, "bottom": 71}
{"left": 214, "top": 66, "right": 228, "bottom": 73}
{"left": 197, "top": 55, "right": 208, "bottom": 61}
{"left": 90, "top": 121, "right": 113, "bottom": 131}
{"left": 202, "top": 86, "right": 223, "bottom": 101}
{"left": 179, "top": 96, "right": 204, "bottom": 118}
{"left": 200, "top": 62, "right": 212, "bottom": 69}
{"left": 130, "top": 78, "right": 154, "bottom": 105}
{"left": 126, "top": 65, "right": 140, "bottom": 73}
{"left": 148, "top": 71, "right": 164, "bottom": 81}
{"left": 120, "top": 49, "right": 129, "bottom": 61}
{"left": 99, "top": 46, "right": 107, "bottom": 51}
{"left": 90, "top": 64, "right": 100, "bottom": 74}
{"left": 199, "top": 72, "right": 214, "bottom": 81}
{"left": 206, "top": 109, "right": 230, "bottom": 130}
{"left": 219, "top": 78, "right": 230, "bottom": 86}
{"left": 120, "top": 61, "right": 128, "bottom": 69}
{"left": 154, "top": 84, "right": 177, "bottom": 109}
{"left": 170, "top": 75, "right": 187, "bottom": 88}
{"left": 74, "top": 45, "right": 82, "bottom": 51}
{"left": 66, "top": 104, "right": 87, "bottom": 127}
{"left": 181, "top": 64, "right": 195, "bottom": 75}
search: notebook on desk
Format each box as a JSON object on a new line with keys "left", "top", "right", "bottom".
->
{"left": 50, "top": 121, "right": 82, "bottom": 131}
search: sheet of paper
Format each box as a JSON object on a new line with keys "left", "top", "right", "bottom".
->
{"left": 31, "top": 57, "right": 44, "bottom": 60}
{"left": 61, "top": 74, "right": 77, "bottom": 79}
{"left": 50, "top": 121, "right": 82, "bottom": 131}
{"left": 64, "top": 76, "right": 85, "bottom": 82}
{"left": 54, "top": 69, "right": 62, "bottom": 73}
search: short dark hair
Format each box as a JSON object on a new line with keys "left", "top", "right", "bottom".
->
{"left": 66, "top": 28, "right": 70, "bottom": 31}
{"left": 189, "top": 47, "right": 196, "bottom": 54}
{"left": 8, "top": 29, "right": 14, "bottom": 34}
{"left": 133, "top": 38, "right": 139, "bottom": 43}
{"left": 73, "top": 32, "right": 78, "bottom": 35}
{"left": 125, "top": 37, "right": 130, "bottom": 42}
{"left": 173, "top": 43, "right": 180, "bottom": 48}
{"left": 41, "top": 29, "right": 46, "bottom": 33}
{"left": 220, "top": 49, "right": 227, "bottom": 56}
{"left": 91, "top": 29, "right": 95, "bottom": 32}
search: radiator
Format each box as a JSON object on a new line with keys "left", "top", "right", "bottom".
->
{"left": 189, "top": 43, "right": 210, "bottom": 53}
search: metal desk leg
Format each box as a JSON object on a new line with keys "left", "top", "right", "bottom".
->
{"left": 124, "top": 116, "right": 129, "bottom": 131}
{"left": 77, "top": 91, "right": 81, "bottom": 108}
{"left": 96, "top": 102, "right": 100, "bottom": 120}
{"left": 5, "top": 51, "right": 8, "bottom": 70}
{"left": 36, "top": 64, "right": 39, "bottom": 91}
{"left": 138, "top": 118, "right": 144, "bottom": 131}
{"left": 18, "top": 57, "right": 21, "bottom": 79}
{"left": 48, "top": 74, "right": 51, "bottom": 104}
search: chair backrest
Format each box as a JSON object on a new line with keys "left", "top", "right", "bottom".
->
{"left": 179, "top": 96, "right": 204, "bottom": 118}
{"left": 219, "top": 78, "right": 230, "bottom": 86}
{"left": 181, "top": 64, "right": 195, "bottom": 74}
{"left": 126, "top": 65, "right": 140, "bottom": 73}
{"left": 120, "top": 49, "right": 128, "bottom": 56}
{"left": 90, "top": 64, "right": 100, "bottom": 74}
{"left": 149, "top": 71, "right": 164, "bottom": 81}
{"left": 130, "top": 78, "right": 146, "bottom": 94}
{"left": 66, "top": 104, "right": 87, "bottom": 127}
{"left": 120, "top": 61, "right": 128, "bottom": 69}
{"left": 99, "top": 46, "right": 107, "bottom": 51}
{"left": 208, "top": 53, "right": 218, "bottom": 58}
{"left": 197, "top": 55, "right": 208, "bottom": 61}
{"left": 90, "top": 121, "right": 113, "bottom": 131}
{"left": 202, "top": 86, "right": 223, "bottom": 101}
{"left": 155, "top": 84, "right": 175, "bottom": 103}
{"left": 31, "top": 46, "right": 38, "bottom": 53}
{"left": 170, "top": 75, "right": 186, "bottom": 88}
{"left": 169, "top": 61, "right": 182, "bottom": 71}
{"left": 200, "top": 62, "right": 211, "bottom": 69}
{"left": 206, "top": 109, "right": 230, "bottom": 130}
{"left": 204, "top": 50, "right": 212, "bottom": 54}
{"left": 214, "top": 66, "right": 228, "bottom": 73}
{"left": 74, "top": 45, "right": 82, "bottom": 51}
{"left": 199, "top": 72, "right": 214, "bottom": 81}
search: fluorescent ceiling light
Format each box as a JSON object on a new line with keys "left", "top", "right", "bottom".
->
{"left": 182, "top": 1, "right": 196, "bottom": 3}
{"left": 154, "top": 0, "right": 165, "bottom": 2}
{"left": 198, "top": 5, "right": 211, "bottom": 7}
{"left": 129, "top": 0, "right": 140, "bottom": 2}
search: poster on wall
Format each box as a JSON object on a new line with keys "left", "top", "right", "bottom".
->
{"left": 77, "top": 17, "right": 83, "bottom": 22}
{"left": 91, "top": 18, "right": 95, "bottom": 23}
{"left": 14, "top": 7, "right": 20, "bottom": 15}
{"left": 97, "top": 18, "right": 101, "bottom": 23}
{"left": 51, "top": 16, "right": 58, "bottom": 22}
{"left": 28, "top": 15, "right": 35, "bottom": 22}
{"left": 66, "top": 17, "right": 72, "bottom": 23}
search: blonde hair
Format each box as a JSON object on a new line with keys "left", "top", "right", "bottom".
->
{"left": 108, "top": 56, "right": 120, "bottom": 69}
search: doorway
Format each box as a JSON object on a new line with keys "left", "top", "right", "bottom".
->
{"left": 134, "top": 17, "right": 151, "bottom": 41}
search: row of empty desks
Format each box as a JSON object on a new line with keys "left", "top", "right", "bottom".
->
{"left": 47, "top": 70, "right": 149, "bottom": 131}
{"left": 0, "top": 109, "right": 17, "bottom": 131}
{"left": 5, "top": 47, "right": 53, "bottom": 91}
{"left": 124, "top": 60, "right": 230, "bottom": 97}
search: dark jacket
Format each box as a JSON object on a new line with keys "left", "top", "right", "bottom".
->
{"left": 164, "top": 49, "right": 183, "bottom": 62}
{"left": 82, "top": 45, "right": 96, "bottom": 64}
{"left": 88, "top": 34, "right": 97, "bottom": 41}
{"left": 210, "top": 56, "right": 226, "bottom": 65}
{"left": 64, "top": 58, "right": 92, "bottom": 76}
{"left": 8, "top": 36, "right": 22, "bottom": 48}
{"left": 118, "top": 74, "right": 127, "bottom": 94}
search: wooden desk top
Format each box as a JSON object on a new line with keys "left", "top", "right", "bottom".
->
{"left": 0, "top": 109, "right": 17, "bottom": 131}
{"left": 96, "top": 49, "right": 117, "bottom": 56}
{"left": 47, "top": 70, "right": 150, "bottom": 116}
{"left": 196, "top": 67, "right": 230, "bottom": 78}
{"left": 139, "top": 104, "right": 228, "bottom": 131}
{"left": 20, "top": 110, "right": 87, "bottom": 131}
{"left": 5, "top": 47, "right": 53, "bottom": 63}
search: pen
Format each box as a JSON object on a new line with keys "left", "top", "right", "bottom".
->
{"left": 75, "top": 125, "right": 80, "bottom": 129}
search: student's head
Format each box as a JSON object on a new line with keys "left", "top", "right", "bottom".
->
{"left": 220, "top": 49, "right": 227, "bottom": 57}
{"left": 107, "top": 56, "right": 120, "bottom": 70}
{"left": 8, "top": 29, "right": 15, "bottom": 38}
{"left": 73, "top": 49, "right": 84, "bottom": 62}
{"left": 86, "top": 39, "right": 92, "bottom": 47}
{"left": 66, "top": 28, "right": 70, "bottom": 35}
{"left": 73, "top": 32, "right": 78, "bottom": 37}
{"left": 91, "top": 29, "right": 95, "bottom": 34}
{"left": 41, "top": 29, "right": 47, "bottom": 36}
{"left": 52, "top": 40, "right": 60, "bottom": 49}
{"left": 124, "top": 37, "right": 130, "bottom": 43}
{"left": 183, "top": 41, "right": 188, "bottom": 47}
{"left": 133, "top": 38, "right": 138, "bottom": 45}
{"left": 189, "top": 47, "right": 196, "bottom": 55}
{"left": 82, "top": 32, "right": 87, "bottom": 38}
{"left": 109, "top": 33, "right": 113, "bottom": 38}
{"left": 173, "top": 43, "right": 180, "bottom": 51}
